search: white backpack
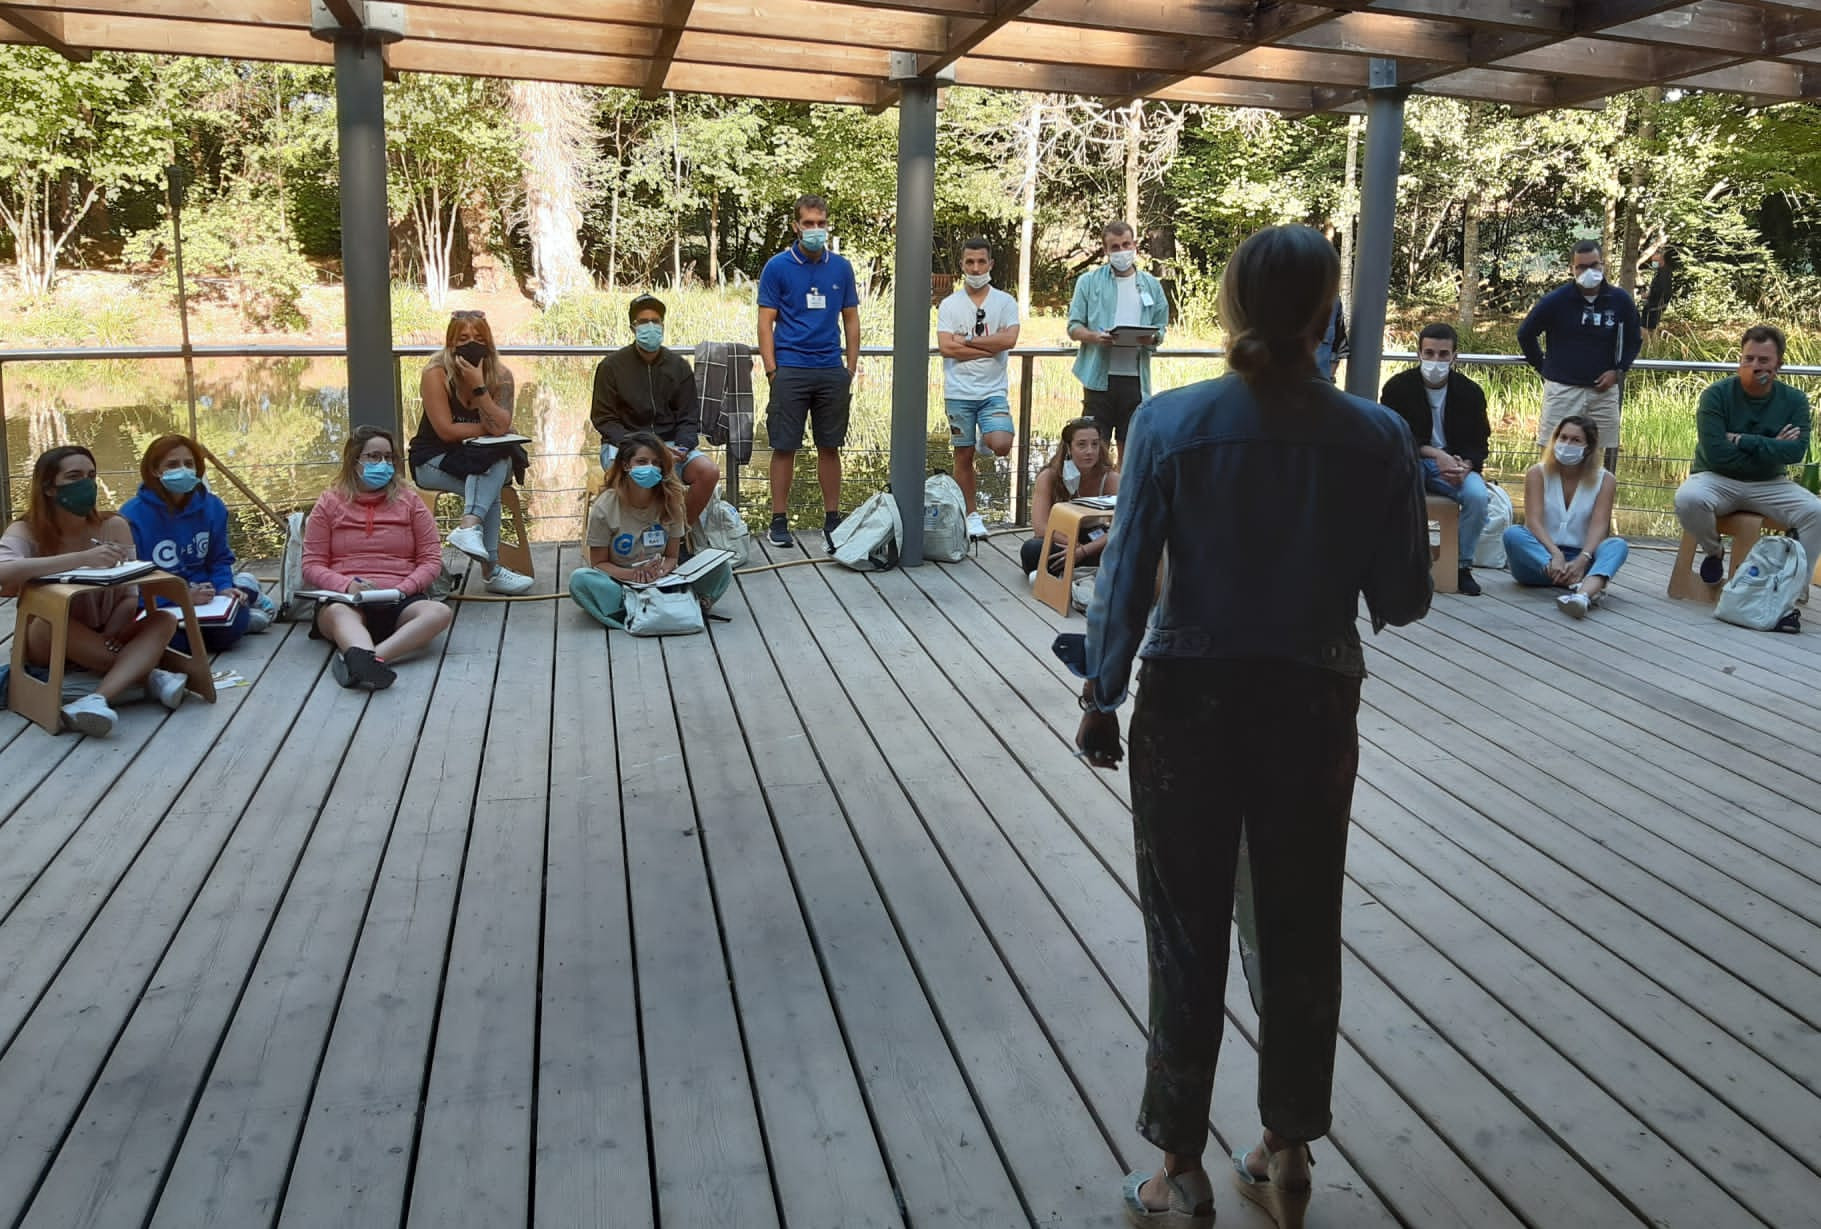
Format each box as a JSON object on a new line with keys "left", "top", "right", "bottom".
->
{"left": 277, "top": 510, "right": 310, "bottom": 622}
{"left": 1473, "top": 483, "right": 1514, "bottom": 569}
{"left": 921, "top": 473, "right": 968, "bottom": 563}
{"left": 689, "top": 493, "right": 752, "bottom": 568}
{"left": 1715, "top": 535, "right": 1808, "bottom": 631}
{"left": 830, "top": 491, "right": 902, "bottom": 572}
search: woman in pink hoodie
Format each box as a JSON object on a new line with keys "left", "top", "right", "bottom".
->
{"left": 302, "top": 426, "right": 453, "bottom": 689}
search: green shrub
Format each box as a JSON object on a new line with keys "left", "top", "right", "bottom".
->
{"left": 389, "top": 284, "right": 446, "bottom": 343}
{"left": 124, "top": 193, "right": 316, "bottom": 330}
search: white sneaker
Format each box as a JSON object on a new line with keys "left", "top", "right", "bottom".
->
{"left": 246, "top": 605, "right": 274, "bottom": 634}
{"left": 485, "top": 566, "right": 534, "bottom": 596}
{"left": 148, "top": 668, "right": 189, "bottom": 710}
{"left": 1027, "top": 570, "right": 1039, "bottom": 586}
{"left": 966, "top": 511, "right": 988, "bottom": 540}
{"left": 447, "top": 525, "right": 489, "bottom": 563}
{"left": 61, "top": 693, "right": 117, "bottom": 736}
{"left": 1557, "top": 592, "right": 1591, "bottom": 619}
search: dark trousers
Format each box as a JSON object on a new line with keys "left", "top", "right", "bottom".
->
{"left": 1128, "top": 657, "right": 1360, "bottom": 1156}
{"left": 1083, "top": 375, "right": 1144, "bottom": 451}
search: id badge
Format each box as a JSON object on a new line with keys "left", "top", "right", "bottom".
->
{"left": 1140, "top": 291, "right": 1155, "bottom": 308}
{"left": 806, "top": 289, "right": 827, "bottom": 310}
{"left": 641, "top": 524, "right": 667, "bottom": 549}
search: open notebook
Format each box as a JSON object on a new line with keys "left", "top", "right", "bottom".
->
{"left": 466, "top": 433, "right": 531, "bottom": 446}
{"left": 35, "top": 561, "right": 155, "bottom": 585}
{"left": 622, "top": 548, "right": 736, "bottom": 590}
{"left": 294, "top": 588, "right": 404, "bottom": 606}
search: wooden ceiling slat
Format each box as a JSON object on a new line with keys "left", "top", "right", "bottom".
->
{"left": 0, "top": 4, "right": 88, "bottom": 59}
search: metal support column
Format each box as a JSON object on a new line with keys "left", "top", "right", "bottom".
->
{"left": 889, "top": 56, "right": 940, "bottom": 566}
{"left": 331, "top": 27, "right": 399, "bottom": 435}
{"left": 1345, "top": 59, "right": 1406, "bottom": 402}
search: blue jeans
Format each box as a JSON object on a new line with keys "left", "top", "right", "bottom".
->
{"left": 416, "top": 453, "right": 510, "bottom": 566}
{"left": 1422, "top": 459, "right": 1489, "bottom": 567}
{"left": 1503, "top": 527, "right": 1629, "bottom": 587}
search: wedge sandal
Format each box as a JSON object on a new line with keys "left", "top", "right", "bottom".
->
{"left": 1231, "top": 1139, "right": 1314, "bottom": 1229}
{"left": 1121, "top": 1167, "right": 1214, "bottom": 1228}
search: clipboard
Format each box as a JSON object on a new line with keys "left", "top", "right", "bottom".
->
{"left": 1105, "top": 325, "right": 1154, "bottom": 348}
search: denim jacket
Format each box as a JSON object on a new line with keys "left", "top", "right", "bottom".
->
{"left": 1085, "top": 373, "right": 1432, "bottom": 709}
{"left": 1068, "top": 265, "right": 1170, "bottom": 396}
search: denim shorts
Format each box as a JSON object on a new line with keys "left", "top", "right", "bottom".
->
{"left": 600, "top": 441, "right": 709, "bottom": 473}
{"left": 945, "top": 395, "right": 1015, "bottom": 449}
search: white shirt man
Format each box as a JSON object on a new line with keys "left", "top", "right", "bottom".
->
{"left": 937, "top": 238, "right": 1020, "bottom": 537}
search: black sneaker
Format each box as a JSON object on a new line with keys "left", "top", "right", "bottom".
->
{"left": 1699, "top": 553, "right": 1725, "bottom": 584}
{"left": 823, "top": 510, "right": 844, "bottom": 554}
{"left": 344, "top": 647, "right": 397, "bottom": 690}
{"left": 1456, "top": 567, "right": 1482, "bottom": 597}
{"left": 1775, "top": 609, "right": 1802, "bottom": 634}
{"left": 768, "top": 515, "right": 795, "bottom": 548}
{"left": 330, "top": 651, "right": 357, "bottom": 689}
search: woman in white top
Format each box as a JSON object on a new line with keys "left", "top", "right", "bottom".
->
{"left": 1501, "top": 414, "right": 1629, "bottom": 617}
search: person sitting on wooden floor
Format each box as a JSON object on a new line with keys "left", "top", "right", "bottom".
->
{"left": 1021, "top": 417, "right": 1120, "bottom": 583}
{"left": 0, "top": 446, "right": 187, "bottom": 735}
{"left": 571, "top": 431, "right": 732, "bottom": 629}
{"left": 119, "top": 432, "right": 276, "bottom": 653}
{"left": 303, "top": 427, "right": 454, "bottom": 690}
{"left": 408, "top": 309, "right": 534, "bottom": 596}
{"left": 1502, "top": 415, "right": 1628, "bottom": 618}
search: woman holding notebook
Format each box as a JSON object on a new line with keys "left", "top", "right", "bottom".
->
{"left": 571, "top": 431, "right": 733, "bottom": 629}
{"left": 406, "top": 309, "right": 534, "bottom": 596}
{"left": 302, "top": 427, "right": 453, "bottom": 690}
{"left": 0, "top": 446, "right": 188, "bottom": 735}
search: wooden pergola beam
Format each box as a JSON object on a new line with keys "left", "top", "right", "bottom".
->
{"left": 0, "top": 3, "right": 89, "bottom": 59}
{"left": 640, "top": 0, "right": 693, "bottom": 98}
{"left": 321, "top": 0, "right": 361, "bottom": 29}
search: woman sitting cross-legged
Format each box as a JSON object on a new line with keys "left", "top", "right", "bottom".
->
{"left": 119, "top": 433, "right": 277, "bottom": 653}
{"left": 1502, "top": 413, "right": 1630, "bottom": 618}
{"left": 571, "top": 431, "right": 733, "bottom": 629}
{"left": 303, "top": 427, "right": 454, "bottom": 689}
{"left": 407, "top": 309, "right": 534, "bottom": 595}
{"left": 0, "top": 446, "right": 188, "bottom": 735}
{"left": 1021, "top": 416, "right": 1121, "bottom": 581}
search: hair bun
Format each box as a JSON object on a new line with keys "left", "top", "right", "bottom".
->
{"left": 1225, "top": 330, "right": 1273, "bottom": 377}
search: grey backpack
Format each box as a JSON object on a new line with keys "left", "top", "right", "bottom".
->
{"left": 1715, "top": 535, "right": 1808, "bottom": 631}
{"left": 921, "top": 474, "right": 968, "bottom": 564}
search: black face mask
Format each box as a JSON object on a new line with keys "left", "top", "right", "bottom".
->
{"left": 455, "top": 341, "right": 488, "bottom": 365}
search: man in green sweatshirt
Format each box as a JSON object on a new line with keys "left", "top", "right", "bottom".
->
{"left": 1673, "top": 325, "right": 1821, "bottom": 583}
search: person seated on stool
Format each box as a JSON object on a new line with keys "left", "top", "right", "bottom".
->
{"left": 1672, "top": 324, "right": 1821, "bottom": 584}
{"left": 1502, "top": 415, "right": 1628, "bottom": 618}
{"left": 592, "top": 292, "right": 721, "bottom": 526}
{"left": 571, "top": 431, "right": 733, "bottom": 629}
{"left": 0, "top": 446, "right": 187, "bottom": 735}
{"left": 120, "top": 432, "right": 276, "bottom": 652}
{"left": 1379, "top": 322, "right": 1491, "bottom": 596}
{"left": 304, "top": 427, "right": 454, "bottom": 690}
{"left": 407, "top": 309, "right": 534, "bottom": 596}
{"left": 1021, "top": 417, "right": 1120, "bottom": 582}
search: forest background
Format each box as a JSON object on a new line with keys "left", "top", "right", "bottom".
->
{"left": 4, "top": 48, "right": 1821, "bottom": 539}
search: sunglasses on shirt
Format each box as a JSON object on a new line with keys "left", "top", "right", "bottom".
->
{"left": 973, "top": 307, "right": 987, "bottom": 337}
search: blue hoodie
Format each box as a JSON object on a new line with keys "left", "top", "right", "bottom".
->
{"left": 120, "top": 480, "right": 236, "bottom": 594}
{"left": 1517, "top": 281, "right": 1641, "bottom": 387}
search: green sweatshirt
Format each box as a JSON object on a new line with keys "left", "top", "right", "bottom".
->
{"left": 1691, "top": 375, "right": 1811, "bottom": 482}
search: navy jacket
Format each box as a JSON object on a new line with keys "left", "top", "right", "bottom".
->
{"left": 1517, "top": 282, "right": 1641, "bottom": 387}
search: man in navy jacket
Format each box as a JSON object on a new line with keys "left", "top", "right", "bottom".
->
{"left": 1518, "top": 240, "right": 1641, "bottom": 470}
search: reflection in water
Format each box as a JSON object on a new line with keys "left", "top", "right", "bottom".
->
{"left": 1, "top": 354, "right": 1724, "bottom": 563}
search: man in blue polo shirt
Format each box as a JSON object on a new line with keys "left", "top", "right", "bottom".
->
{"left": 757, "top": 193, "right": 861, "bottom": 550}
{"left": 1518, "top": 239, "right": 1641, "bottom": 470}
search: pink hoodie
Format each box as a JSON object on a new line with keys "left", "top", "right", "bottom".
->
{"left": 301, "top": 487, "right": 443, "bottom": 595}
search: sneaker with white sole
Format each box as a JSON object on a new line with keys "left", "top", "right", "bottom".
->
{"left": 1557, "top": 591, "right": 1591, "bottom": 619}
{"left": 447, "top": 525, "right": 489, "bottom": 563}
{"left": 147, "top": 668, "right": 189, "bottom": 710}
{"left": 61, "top": 693, "right": 117, "bottom": 736}
{"left": 485, "top": 566, "right": 534, "bottom": 596}
{"left": 245, "top": 605, "right": 274, "bottom": 634}
{"left": 965, "top": 511, "right": 988, "bottom": 540}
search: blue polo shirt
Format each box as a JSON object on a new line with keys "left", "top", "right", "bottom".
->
{"left": 758, "top": 243, "right": 858, "bottom": 369}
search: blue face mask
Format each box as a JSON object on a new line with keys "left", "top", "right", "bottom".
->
{"left": 634, "top": 322, "right": 664, "bottom": 352}
{"left": 160, "top": 466, "right": 201, "bottom": 496}
{"left": 361, "top": 462, "right": 395, "bottom": 490}
{"left": 630, "top": 464, "right": 663, "bottom": 489}
{"left": 799, "top": 228, "right": 828, "bottom": 253}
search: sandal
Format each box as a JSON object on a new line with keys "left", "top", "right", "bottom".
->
{"left": 1121, "top": 1167, "right": 1214, "bottom": 1228}
{"left": 1231, "top": 1137, "right": 1314, "bottom": 1229}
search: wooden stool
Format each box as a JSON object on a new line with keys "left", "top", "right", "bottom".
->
{"left": 1031, "top": 502, "right": 1108, "bottom": 617}
{"left": 420, "top": 484, "right": 534, "bottom": 578}
{"left": 7, "top": 570, "right": 218, "bottom": 735}
{"left": 1426, "top": 495, "right": 1460, "bottom": 595}
{"left": 1667, "top": 512, "right": 1788, "bottom": 602}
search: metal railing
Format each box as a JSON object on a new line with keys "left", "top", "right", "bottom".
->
{"left": 5, "top": 342, "right": 1819, "bottom": 534}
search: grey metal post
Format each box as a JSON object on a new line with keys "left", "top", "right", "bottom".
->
{"left": 1345, "top": 60, "right": 1406, "bottom": 402}
{"left": 167, "top": 166, "right": 200, "bottom": 440}
{"left": 333, "top": 34, "right": 398, "bottom": 436}
{"left": 889, "top": 57, "right": 941, "bottom": 566}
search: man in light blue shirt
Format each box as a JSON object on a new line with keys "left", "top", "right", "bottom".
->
{"left": 1067, "top": 220, "right": 1169, "bottom": 461}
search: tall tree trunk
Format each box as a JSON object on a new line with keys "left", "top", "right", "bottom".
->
{"left": 1123, "top": 101, "right": 1143, "bottom": 229}
{"left": 1017, "top": 98, "right": 1043, "bottom": 321}
{"left": 509, "top": 81, "right": 592, "bottom": 307}
{"left": 1459, "top": 194, "right": 1480, "bottom": 334}
{"left": 708, "top": 194, "right": 720, "bottom": 285}
{"left": 608, "top": 111, "right": 623, "bottom": 293}
{"left": 670, "top": 92, "right": 683, "bottom": 287}
{"left": 1338, "top": 114, "right": 1362, "bottom": 308}
{"left": 1619, "top": 88, "right": 1658, "bottom": 294}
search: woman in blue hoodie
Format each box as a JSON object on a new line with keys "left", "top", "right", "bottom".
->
{"left": 120, "top": 434, "right": 274, "bottom": 651}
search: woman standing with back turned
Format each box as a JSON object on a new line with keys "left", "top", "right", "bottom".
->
{"left": 1077, "top": 225, "right": 1431, "bottom": 1228}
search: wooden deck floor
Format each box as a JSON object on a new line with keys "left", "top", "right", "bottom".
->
{"left": 1, "top": 535, "right": 1819, "bottom": 1229}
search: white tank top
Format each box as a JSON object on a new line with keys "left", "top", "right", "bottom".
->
{"left": 1542, "top": 466, "right": 1606, "bottom": 547}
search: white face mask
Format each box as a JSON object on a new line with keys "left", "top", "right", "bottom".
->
{"left": 1554, "top": 442, "right": 1586, "bottom": 467}
{"left": 1108, "top": 250, "right": 1137, "bottom": 273}
{"left": 1062, "top": 458, "right": 1082, "bottom": 493}
{"left": 1576, "top": 267, "right": 1604, "bottom": 291}
{"left": 1420, "top": 360, "right": 1451, "bottom": 386}
{"left": 963, "top": 271, "right": 991, "bottom": 290}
